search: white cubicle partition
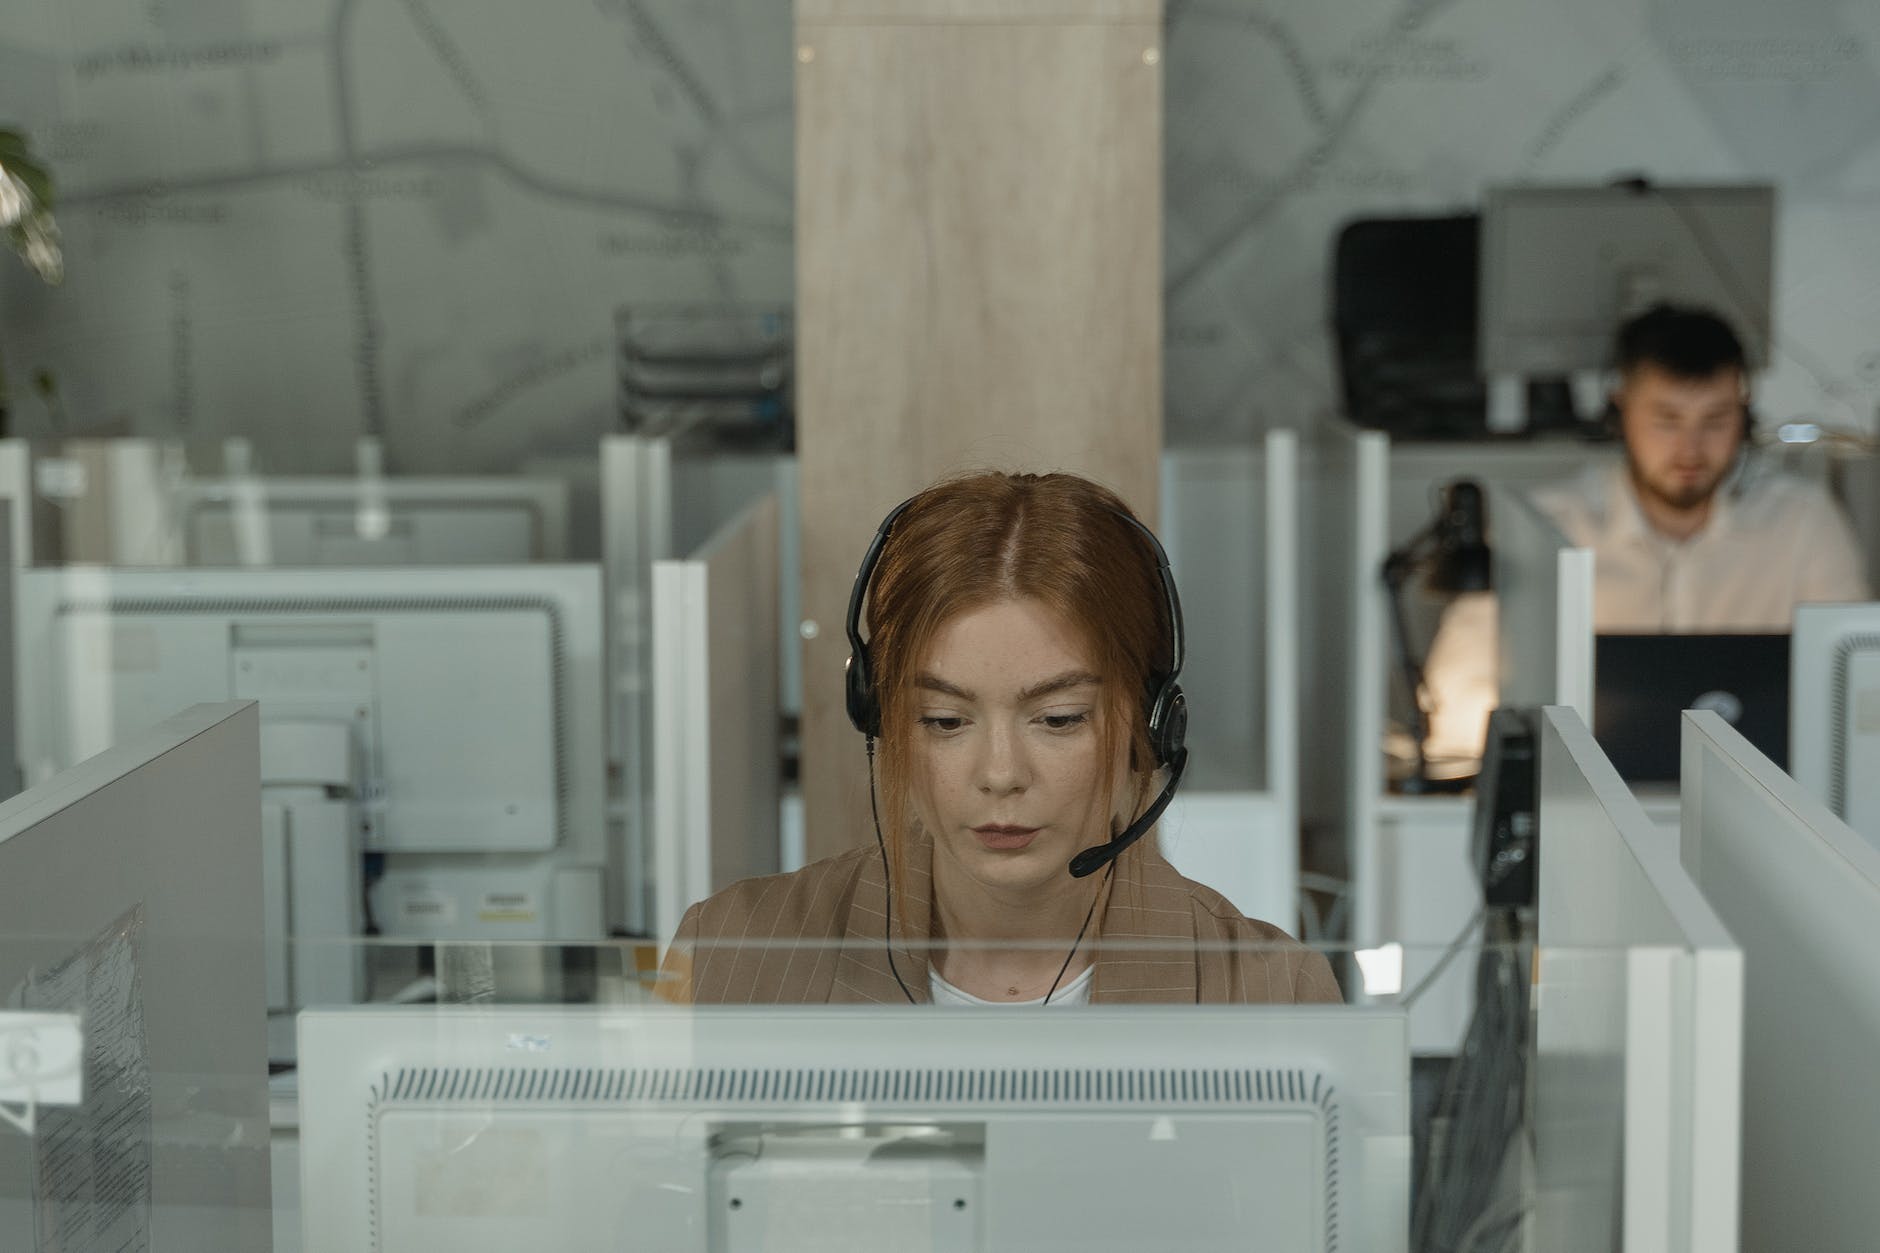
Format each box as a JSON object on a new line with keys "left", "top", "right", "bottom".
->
{"left": 1157, "top": 430, "right": 1300, "bottom": 928}
{"left": 650, "top": 495, "right": 783, "bottom": 944}
{"left": 1492, "top": 489, "right": 1593, "bottom": 717}
{"left": 0, "top": 702, "right": 273, "bottom": 1251}
{"left": 1534, "top": 708, "right": 1741, "bottom": 1253}
{"left": 1680, "top": 710, "right": 1880, "bottom": 1253}
{"left": 1329, "top": 425, "right": 1392, "bottom": 950}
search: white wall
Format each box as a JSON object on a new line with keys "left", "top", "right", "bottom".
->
{"left": 3, "top": 0, "right": 1878, "bottom": 468}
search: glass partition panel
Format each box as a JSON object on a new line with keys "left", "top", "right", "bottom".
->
{"left": 253, "top": 932, "right": 1715, "bottom": 1253}
{"left": 2, "top": 897, "right": 1735, "bottom": 1253}
{"left": 1160, "top": 444, "right": 1279, "bottom": 795}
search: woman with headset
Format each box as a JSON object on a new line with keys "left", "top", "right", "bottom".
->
{"left": 657, "top": 470, "right": 1339, "bottom": 1005}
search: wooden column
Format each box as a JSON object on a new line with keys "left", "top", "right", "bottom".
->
{"left": 795, "top": 0, "right": 1165, "bottom": 861}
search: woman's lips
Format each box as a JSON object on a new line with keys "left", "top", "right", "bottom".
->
{"left": 972, "top": 825, "right": 1039, "bottom": 851}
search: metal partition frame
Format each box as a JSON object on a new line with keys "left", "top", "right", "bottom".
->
{"left": 1534, "top": 707, "right": 1741, "bottom": 1253}
{"left": 1331, "top": 425, "right": 1392, "bottom": 950}
{"left": 1681, "top": 709, "right": 1880, "bottom": 1252}
{"left": 650, "top": 495, "right": 783, "bottom": 944}
{"left": 601, "top": 435, "right": 675, "bottom": 936}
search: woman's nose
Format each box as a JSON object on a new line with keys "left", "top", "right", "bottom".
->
{"left": 976, "top": 722, "right": 1029, "bottom": 794}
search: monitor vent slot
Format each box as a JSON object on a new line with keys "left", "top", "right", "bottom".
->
{"left": 377, "top": 1064, "right": 1335, "bottom": 1110}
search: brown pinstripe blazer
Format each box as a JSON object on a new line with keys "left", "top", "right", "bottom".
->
{"left": 657, "top": 834, "right": 1343, "bottom": 1005}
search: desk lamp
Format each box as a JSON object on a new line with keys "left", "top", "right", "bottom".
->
{"left": 1381, "top": 479, "right": 1492, "bottom": 793}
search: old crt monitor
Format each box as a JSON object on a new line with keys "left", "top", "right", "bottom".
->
{"left": 298, "top": 1004, "right": 1410, "bottom": 1253}
{"left": 1593, "top": 633, "right": 1788, "bottom": 783}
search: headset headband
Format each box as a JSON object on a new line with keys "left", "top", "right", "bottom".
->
{"left": 843, "top": 490, "right": 1186, "bottom": 769}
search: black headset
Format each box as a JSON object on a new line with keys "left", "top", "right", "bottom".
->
{"left": 844, "top": 491, "right": 1188, "bottom": 879}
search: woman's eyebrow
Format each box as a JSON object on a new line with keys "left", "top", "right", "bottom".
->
{"left": 913, "top": 670, "right": 1100, "bottom": 702}
{"left": 1017, "top": 670, "right": 1102, "bottom": 701}
{"left": 916, "top": 673, "right": 974, "bottom": 700}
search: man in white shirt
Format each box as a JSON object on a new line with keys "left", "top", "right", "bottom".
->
{"left": 1418, "top": 304, "right": 1869, "bottom": 771}
{"left": 1530, "top": 303, "right": 1868, "bottom": 632}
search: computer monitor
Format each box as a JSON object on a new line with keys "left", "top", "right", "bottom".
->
{"left": 0, "top": 703, "right": 272, "bottom": 1250}
{"left": 13, "top": 565, "right": 609, "bottom": 942}
{"left": 1790, "top": 603, "right": 1880, "bottom": 848}
{"left": 1594, "top": 633, "right": 1789, "bottom": 783}
{"left": 1479, "top": 182, "right": 1775, "bottom": 379}
{"left": 176, "top": 475, "right": 570, "bottom": 565}
{"left": 298, "top": 1003, "right": 1409, "bottom": 1253}
{"left": 1680, "top": 710, "right": 1880, "bottom": 1251}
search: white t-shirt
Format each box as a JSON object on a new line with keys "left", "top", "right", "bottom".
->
{"left": 928, "top": 962, "right": 1095, "bottom": 1006}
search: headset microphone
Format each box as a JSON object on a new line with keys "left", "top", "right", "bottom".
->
{"left": 1067, "top": 747, "right": 1188, "bottom": 878}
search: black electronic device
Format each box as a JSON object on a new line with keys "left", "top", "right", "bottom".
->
{"left": 1593, "top": 633, "right": 1790, "bottom": 783}
{"left": 1472, "top": 706, "right": 1539, "bottom": 909}
{"left": 1332, "top": 214, "right": 1578, "bottom": 439}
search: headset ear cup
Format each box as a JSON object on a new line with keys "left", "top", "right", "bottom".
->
{"left": 1146, "top": 682, "right": 1187, "bottom": 768}
{"left": 845, "top": 652, "right": 878, "bottom": 739}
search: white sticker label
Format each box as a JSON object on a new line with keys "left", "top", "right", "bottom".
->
{"left": 1856, "top": 687, "right": 1880, "bottom": 735}
{"left": 398, "top": 889, "right": 458, "bottom": 927}
{"left": 34, "top": 457, "right": 87, "bottom": 500}
{"left": 478, "top": 892, "right": 538, "bottom": 925}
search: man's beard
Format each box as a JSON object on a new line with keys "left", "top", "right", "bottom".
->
{"left": 1629, "top": 460, "right": 1725, "bottom": 513}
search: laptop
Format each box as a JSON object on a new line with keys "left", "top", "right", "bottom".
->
{"left": 1593, "top": 633, "right": 1790, "bottom": 783}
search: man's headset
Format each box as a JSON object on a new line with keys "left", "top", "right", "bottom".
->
{"left": 844, "top": 493, "right": 1189, "bottom": 880}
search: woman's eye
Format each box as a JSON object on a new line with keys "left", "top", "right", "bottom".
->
{"left": 918, "top": 716, "right": 965, "bottom": 734}
{"left": 1039, "top": 712, "right": 1089, "bottom": 732}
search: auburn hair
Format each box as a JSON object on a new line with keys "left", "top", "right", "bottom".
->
{"left": 863, "top": 470, "right": 1175, "bottom": 892}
